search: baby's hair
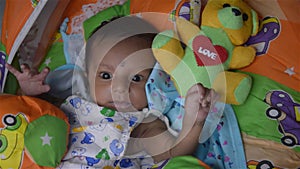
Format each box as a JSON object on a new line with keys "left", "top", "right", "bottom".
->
{"left": 88, "top": 16, "right": 156, "bottom": 42}
{"left": 89, "top": 16, "right": 123, "bottom": 39}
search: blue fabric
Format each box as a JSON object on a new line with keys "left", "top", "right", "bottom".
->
{"left": 145, "top": 63, "right": 247, "bottom": 169}
{"left": 195, "top": 104, "right": 247, "bottom": 169}
{"left": 146, "top": 63, "right": 184, "bottom": 132}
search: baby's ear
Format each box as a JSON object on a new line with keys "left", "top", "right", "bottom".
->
{"left": 251, "top": 9, "right": 259, "bottom": 36}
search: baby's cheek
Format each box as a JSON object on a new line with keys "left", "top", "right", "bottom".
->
{"left": 130, "top": 88, "right": 148, "bottom": 110}
{"left": 95, "top": 85, "right": 110, "bottom": 100}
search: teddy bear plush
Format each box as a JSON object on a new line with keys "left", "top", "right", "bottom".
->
{"left": 152, "top": 0, "right": 259, "bottom": 105}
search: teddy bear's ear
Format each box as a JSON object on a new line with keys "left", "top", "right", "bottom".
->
{"left": 251, "top": 9, "right": 259, "bottom": 36}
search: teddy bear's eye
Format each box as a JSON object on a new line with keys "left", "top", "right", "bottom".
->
{"left": 223, "top": 3, "right": 231, "bottom": 8}
{"left": 242, "top": 13, "right": 248, "bottom": 21}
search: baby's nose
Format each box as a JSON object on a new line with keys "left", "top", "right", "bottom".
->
{"left": 112, "top": 83, "right": 129, "bottom": 101}
{"left": 112, "top": 79, "right": 129, "bottom": 94}
{"left": 112, "top": 85, "right": 128, "bottom": 93}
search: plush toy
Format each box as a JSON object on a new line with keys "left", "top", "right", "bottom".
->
{"left": 0, "top": 95, "right": 69, "bottom": 169}
{"left": 152, "top": 0, "right": 259, "bottom": 105}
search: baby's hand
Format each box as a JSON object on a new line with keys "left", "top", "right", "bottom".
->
{"left": 6, "top": 63, "right": 50, "bottom": 96}
{"left": 184, "top": 83, "right": 219, "bottom": 125}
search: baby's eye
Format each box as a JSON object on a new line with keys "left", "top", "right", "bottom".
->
{"left": 99, "top": 72, "right": 112, "bottom": 80}
{"left": 132, "top": 75, "right": 144, "bottom": 82}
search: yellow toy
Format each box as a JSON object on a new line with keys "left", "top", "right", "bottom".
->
{"left": 152, "top": 0, "right": 259, "bottom": 105}
{"left": 0, "top": 114, "right": 28, "bottom": 169}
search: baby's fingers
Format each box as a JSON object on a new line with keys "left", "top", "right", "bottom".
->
{"left": 203, "top": 90, "right": 219, "bottom": 107}
{"left": 209, "top": 89, "right": 219, "bottom": 103}
{"left": 187, "top": 83, "right": 206, "bottom": 97}
{"left": 20, "top": 64, "right": 31, "bottom": 74}
{"left": 6, "top": 63, "right": 21, "bottom": 77}
{"left": 34, "top": 67, "right": 50, "bottom": 80}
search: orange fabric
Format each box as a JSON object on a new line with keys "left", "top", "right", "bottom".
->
{"left": 1, "top": 0, "right": 70, "bottom": 70}
{"left": 0, "top": 95, "right": 67, "bottom": 127}
{"left": 242, "top": 0, "right": 300, "bottom": 92}
{"left": 130, "top": 0, "right": 175, "bottom": 13}
{"left": 0, "top": 95, "right": 69, "bottom": 169}
{"left": 1, "top": 0, "right": 34, "bottom": 54}
{"left": 61, "top": 0, "right": 98, "bottom": 34}
{"left": 198, "top": 159, "right": 211, "bottom": 169}
{"left": 130, "top": 0, "right": 189, "bottom": 31}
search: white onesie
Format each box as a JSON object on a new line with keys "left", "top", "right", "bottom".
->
{"left": 56, "top": 95, "right": 175, "bottom": 169}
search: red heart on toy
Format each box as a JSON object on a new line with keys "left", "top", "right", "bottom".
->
{"left": 192, "top": 35, "right": 228, "bottom": 66}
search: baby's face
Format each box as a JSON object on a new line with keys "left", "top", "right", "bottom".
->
{"left": 89, "top": 37, "right": 155, "bottom": 112}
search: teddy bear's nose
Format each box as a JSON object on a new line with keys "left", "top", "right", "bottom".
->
{"left": 232, "top": 8, "right": 241, "bottom": 16}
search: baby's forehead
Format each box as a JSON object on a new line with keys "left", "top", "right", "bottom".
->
{"left": 88, "top": 34, "right": 154, "bottom": 59}
{"left": 90, "top": 34, "right": 153, "bottom": 47}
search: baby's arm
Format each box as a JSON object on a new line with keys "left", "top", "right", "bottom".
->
{"left": 6, "top": 63, "right": 50, "bottom": 96}
{"left": 129, "top": 83, "right": 218, "bottom": 163}
{"left": 169, "top": 83, "right": 218, "bottom": 156}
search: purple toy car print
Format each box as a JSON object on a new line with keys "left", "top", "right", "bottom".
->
{"left": 265, "top": 90, "right": 300, "bottom": 147}
{"left": 246, "top": 16, "right": 280, "bottom": 56}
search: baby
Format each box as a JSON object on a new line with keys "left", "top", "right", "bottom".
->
{"left": 7, "top": 16, "right": 218, "bottom": 168}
